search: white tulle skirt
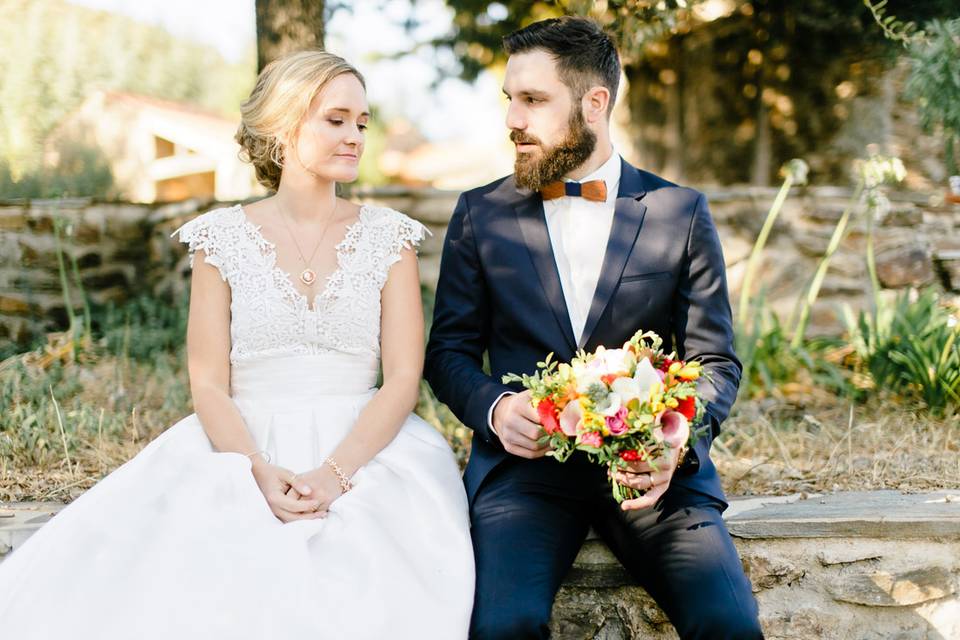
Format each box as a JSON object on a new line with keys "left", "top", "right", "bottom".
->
{"left": 0, "top": 353, "right": 475, "bottom": 639}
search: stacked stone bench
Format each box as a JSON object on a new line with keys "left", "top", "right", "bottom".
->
{"left": 2, "top": 490, "right": 957, "bottom": 639}
{"left": 551, "top": 490, "right": 959, "bottom": 639}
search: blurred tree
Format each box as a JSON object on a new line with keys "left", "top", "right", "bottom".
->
{"left": 0, "top": 0, "right": 255, "bottom": 196}
{"left": 255, "top": 0, "right": 326, "bottom": 72}
{"left": 0, "top": 140, "right": 115, "bottom": 199}
{"left": 431, "top": 0, "right": 957, "bottom": 184}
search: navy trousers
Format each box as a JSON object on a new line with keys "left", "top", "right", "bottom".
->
{"left": 468, "top": 454, "right": 763, "bottom": 639}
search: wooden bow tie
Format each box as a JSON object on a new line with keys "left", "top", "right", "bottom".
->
{"left": 540, "top": 179, "right": 607, "bottom": 202}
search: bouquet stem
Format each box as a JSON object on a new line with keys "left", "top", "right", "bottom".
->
{"left": 610, "top": 464, "right": 642, "bottom": 503}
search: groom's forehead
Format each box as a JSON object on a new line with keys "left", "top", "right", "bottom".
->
{"left": 503, "top": 50, "right": 564, "bottom": 93}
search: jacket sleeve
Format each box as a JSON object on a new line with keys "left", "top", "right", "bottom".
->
{"left": 671, "top": 193, "right": 742, "bottom": 473}
{"left": 424, "top": 193, "right": 511, "bottom": 446}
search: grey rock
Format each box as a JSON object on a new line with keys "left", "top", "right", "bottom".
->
{"left": 828, "top": 566, "right": 955, "bottom": 607}
{"left": 741, "top": 552, "right": 806, "bottom": 592}
{"left": 726, "top": 490, "right": 960, "bottom": 540}
{"left": 876, "top": 244, "right": 935, "bottom": 288}
{"left": 817, "top": 549, "right": 883, "bottom": 566}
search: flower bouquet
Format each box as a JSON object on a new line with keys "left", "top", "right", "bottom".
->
{"left": 502, "top": 330, "right": 708, "bottom": 502}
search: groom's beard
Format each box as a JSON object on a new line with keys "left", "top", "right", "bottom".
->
{"left": 511, "top": 108, "right": 597, "bottom": 191}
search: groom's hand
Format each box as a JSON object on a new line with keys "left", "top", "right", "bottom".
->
{"left": 614, "top": 447, "right": 682, "bottom": 511}
{"left": 492, "top": 390, "right": 551, "bottom": 459}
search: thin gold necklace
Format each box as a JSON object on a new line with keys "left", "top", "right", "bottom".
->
{"left": 273, "top": 198, "right": 339, "bottom": 286}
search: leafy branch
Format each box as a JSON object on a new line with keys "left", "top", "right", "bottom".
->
{"left": 862, "top": 0, "right": 923, "bottom": 46}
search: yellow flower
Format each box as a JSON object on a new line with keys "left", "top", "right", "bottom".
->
{"left": 677, "top": 364, "right": 701, "bottom": 381}
{"left": 647, "top": 381, "right": 664, "bottom": 402}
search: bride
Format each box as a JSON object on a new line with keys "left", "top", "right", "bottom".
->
{"left": 0, "top": 50, "right": 474, "bottom": 638}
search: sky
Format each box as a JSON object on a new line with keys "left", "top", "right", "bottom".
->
{"left": 65, "top": 0, "right": 508, "bottom": 144}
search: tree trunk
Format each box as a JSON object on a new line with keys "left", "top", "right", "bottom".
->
{"left": 751, "top": 76, "right": 772, "bottom": 186}
{"left": 662, "top": 37, "right": 686, "bottom": 182}
{"left": 255, "top": 0, "right": 326, "bottom": 72}
{"left": 620, "top": 64, "right": 647, "bottom": 168}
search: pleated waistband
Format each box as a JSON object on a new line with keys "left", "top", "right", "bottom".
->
{"left": 230, "top": 354, "right": 379, "bottom": 405}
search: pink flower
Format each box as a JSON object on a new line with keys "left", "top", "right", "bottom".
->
{"left": 558, "top": 400, "right": 582, "bottom": 437}
{"left": 605, "top": 406, "right": 629, "bottom": 436}
{"left": 579, "top": 431, "right": 603, "bottom": 448}
{"left": 658, "top": 410, "right": 690, "bottom": 449}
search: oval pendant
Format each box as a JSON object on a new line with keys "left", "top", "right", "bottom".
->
{"left": 300, "top": 268, "right": 317, "bottom": 286}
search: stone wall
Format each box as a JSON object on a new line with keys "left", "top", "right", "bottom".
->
{"left": 0, "top": 198, "right": 152, "bottom": 343}
{"left": 2, "top": 186, "right": 958, "bottom": 346}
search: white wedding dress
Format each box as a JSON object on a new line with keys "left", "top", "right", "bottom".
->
{"left": 0, "top": 204, "right": 475, "bottom": 639}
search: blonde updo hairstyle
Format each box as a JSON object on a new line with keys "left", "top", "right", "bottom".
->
{"left": 236, "top": 50, "right": 366, "bottom": 191}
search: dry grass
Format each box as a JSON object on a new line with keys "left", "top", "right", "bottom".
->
{"left": 716, "top": 395, "right": 960, "bottom": 496}
{"left": 0, "top": 338, "right": 190, "bottom": 503}
{"left": 2, "top": 346, "right": 957, "bottom": 504}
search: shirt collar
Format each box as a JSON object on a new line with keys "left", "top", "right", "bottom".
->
{"left": 568, "top": 146, "right": 621, "bottom": 204}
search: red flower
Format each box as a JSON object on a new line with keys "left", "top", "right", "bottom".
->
{"left": 619, "top": 449, "right": 648, "bottom": 462}
{"left": 677, "top": 396, "right": 696, "bottom": 420}
{"left": 658, "top": 358, "right": 674, "bottom": 372}
{"left": 537, "top": 398, "right": 561, "bottom": 434}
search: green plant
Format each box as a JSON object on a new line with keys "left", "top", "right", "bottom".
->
{"left": 97, "top": 293, "right": 190, "bottom": 361}
{"left": 863, "top": 0, "right": 923, "bottom": 45}
{"left": 844, "top": 289, "right": 960, "bottom": 415}
{"left": 52, "top": 216, "right": 94, "bottom": 347}
{"left": 791, "top": 153, "right": 905, "bottom": 348}
{"left": 904, "top": 18, "right": 960, "bottom": 176}
{"left": 738, "top": 159, "right": 809, "bottom": 332}
{"left": 736, "top": 290, "right": 848, "bottom": 399}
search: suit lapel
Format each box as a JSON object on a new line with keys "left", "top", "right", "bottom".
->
{"left": 579, "top": 160, "right": 649, "bottom": 349}
{"left": 513, "top": 193, "right": 578, "bottom": 353}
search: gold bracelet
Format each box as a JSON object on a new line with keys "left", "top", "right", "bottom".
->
{"left": 325, "top": 457, "right": 353, "bottom": 494}
{"left": 244, "top": 449, "right": 271, "bottom": 464}
{"left": 676, "top": 445, "right": 689, "bottom": 469}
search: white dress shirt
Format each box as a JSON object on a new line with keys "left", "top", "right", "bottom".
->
{"left": 488, "top": 149, "right": 623, "bottom": 435}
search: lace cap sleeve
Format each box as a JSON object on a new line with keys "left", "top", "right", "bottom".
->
{"left": 385, "top": 208, "right": 430, "bottom": 268}
{"left": 170, "top": 207, "right": 240, "bottom": 282}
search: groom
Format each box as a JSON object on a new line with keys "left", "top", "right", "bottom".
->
{"left": 425, "top": 16, "right": 762, "bottom": 640}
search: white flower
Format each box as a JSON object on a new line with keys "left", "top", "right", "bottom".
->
{"left": 610, "top": 376, "right": 641, "bottom": 403}
{"left": 632, "top": 358, "right": 661, "bottom": 399}
{"left": 586, "top": 347, "right": 632, "bottom": 375}
{"left": 575, "top": 372, "right": 604, "bottom": 395}
{"left": 595, "top": 392, "right": 623, "bottom": 417}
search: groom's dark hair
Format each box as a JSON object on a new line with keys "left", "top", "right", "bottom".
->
{"left": 503, "top": 16, "right": 620, "bottom": 115}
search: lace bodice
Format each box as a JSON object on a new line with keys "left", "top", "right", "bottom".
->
{"left": 172, "top": 203, "right": 427, "bottom": 364}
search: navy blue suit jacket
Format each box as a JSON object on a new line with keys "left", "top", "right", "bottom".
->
{"left": 424, "top": 159, "right": 741, "bottom": 506}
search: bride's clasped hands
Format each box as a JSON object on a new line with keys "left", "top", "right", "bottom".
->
{"left": 246, "top": 456, "right": 329, "bottom": 521}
